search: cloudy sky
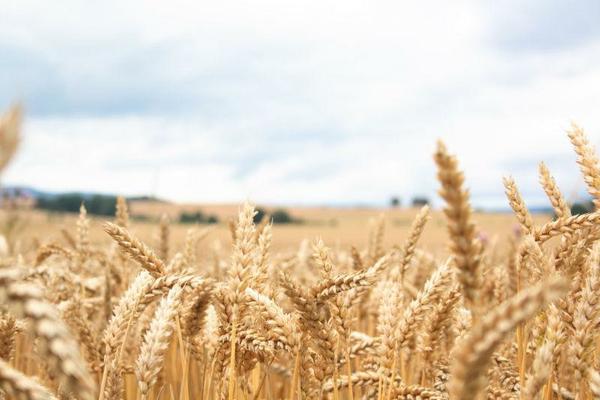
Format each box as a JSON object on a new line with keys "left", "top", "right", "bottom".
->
{"left": 1, "top": 1, "right": 600, "bottom": 208}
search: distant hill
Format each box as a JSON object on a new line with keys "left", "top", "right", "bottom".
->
{"left": 1, "top": 185, "right": 50, "bottom": 199}
{"left": 1, "top": 185, "right": 166, "bottom": 203}
{"left": 1, "top": 185, "right": 167, "bottom": 216}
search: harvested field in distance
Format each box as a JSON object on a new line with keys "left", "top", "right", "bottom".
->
{"left": 9, "top": 206, "right": 551, "bottom": 255}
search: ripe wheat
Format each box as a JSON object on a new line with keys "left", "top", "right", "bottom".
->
{"left": 0, "top": 105, "right": 599, "bottom": 400}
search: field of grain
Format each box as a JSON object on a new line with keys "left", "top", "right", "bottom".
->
{"left": 2, "top": 105, "right": 600, "bottom": 400}
{"left": 7, "top": 204, "right": 548, "bottom": 256}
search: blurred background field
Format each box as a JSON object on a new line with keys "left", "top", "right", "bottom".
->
{"left": 2, "top": 202, "right": 551, "bottom": 255}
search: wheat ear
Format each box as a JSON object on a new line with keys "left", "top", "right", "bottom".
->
{"left": 588, "top": 369, "right": 600, "bottom": 399}
{"left": 312, "top": 254, "right": 390, "bottom": 302}
{"left": 398, "top": 205, "right": 430, "bottom": 282}
{"left": 135, "top": 284, "right": 184, "bottom": 397}
{"left": 34, "top": 243, "right": 74, "bottom": 267}
{"left": 434, "top": 140, "right": 481, "bottom": 309}
{"left": 0, "top": 273, "right": 95, "bottom": 400}
{"left": 568, "top": 262, "right": 600, "bottom": 389}
{"left": 0, "top": 105, "right": 21, "bottom": 172}
{"left": 523, "top": 340, "right": 553, "bottom": 399}
{"left": 158, "top": 213, "right": 170, "bottom": 262}
{"left": 503, "top": 176, "right": 534, "bottom": 235}
{"left": 388, "top": 261, "right": 453, "bottom": 370}
{"left": 535, "top": 212, "right": 600, "bottom": 243}
{"left": 76, "top": 203, "right": 90, "bottom": 256}
{"left": 0, "top": 358, "right": 58, "bottom": 400}
{"left": 245, "top": 288, "right": 301, "bottom": 353}
{"left": 367, "top": 214, "right": 385, "bottom": 264}
{"left": 0, "top": 314, "right": 18, "bottom": 361}
{"left": 103, "top": 222, "right": 165, "bottom": 276}
{"left": 568, "top": 122, "right": 600, "bottom": 209}
{"left": 180, "top": 282, "right": 213, "bottom": 340}
{"left": 115, "top": 195, "right": 129, "bottom": 227}
{"left": 59, "top": 299, "right": 103, "bottom": 373}
{"left": 539, "top": 162, "right": 571, "bottom": 218}
{"left": 377, "top": 282, "right": 402, "bottom": 373}
{"left": 448, "top": 276, "right": 566, "bottom": 400}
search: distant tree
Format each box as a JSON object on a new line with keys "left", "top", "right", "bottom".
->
{"left": 87, "top": 195, "right": 117, "bottom": 216}
{"left": 411, "top": 196, "right": 430, "bottom": 207}
{"left": 178, "top": 210, "right": 219, "bottom": 224}
{"left": 179, "top": 211, "right": 205, "bottom": 224}
{"left": 254, "top": 207, "right": 267, "bottom": 224}
{"left": 37, "top": 194, "right": 80, "bottom": 213}
{"left": 271, "top": 209, "right": 294, "bottom": 224}
{"left": 36, "top": 193, "right": 117, "bottom": 216}
{"left": 131, "top": 213, "right": 153, "bottom": 222}
{"left": 390, "top": 196, "right": 401, "bottom": 208}
{"left": 127, "top": 195, "right": 165, "bottom": 203}
{"left": 571, "top": 200, "right": 594, "bottom": 216}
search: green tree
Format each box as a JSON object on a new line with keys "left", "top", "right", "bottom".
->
{"left": 271, "top": 209, "right": 293, "bottom": 224}
{"left": 254, "top": 207, "right": 267, "bottom": 224}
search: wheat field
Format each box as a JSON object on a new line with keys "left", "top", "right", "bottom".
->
{"left": 2, "top": 105, "right": 600, "bottom": 400}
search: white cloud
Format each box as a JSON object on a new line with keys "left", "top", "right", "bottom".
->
{"left": 1, "top": 1, "right": 600, "bottom": 207}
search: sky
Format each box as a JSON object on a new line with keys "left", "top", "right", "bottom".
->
{"left": 1, "top": 1, "right": 600, "bottom": 208}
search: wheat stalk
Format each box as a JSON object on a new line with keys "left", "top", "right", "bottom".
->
{"left": 0, "top": 105, "right": 21, "bottom": 173}
{"left": 135, "top": 284, "right": 184, "bottom": 397}
{"left": 434, "top": 140, "right": 481, "bottom": 310}
{"left": 0, "top": 272, "right": 95, "bottom": 400}
{"left": 568, "top": 122, "right": 600, "bottom": 209}
{"left": 539, "top": 162, "right": 571, "bottom": 219}
{"left": 0, "top": 359, "right": 58, "bottom": 400}
{"left": 103, "top": 222, "right": 166, "bottom": 276}
{"left": 448, "top": 277, "right": 566, "bottom": 400}
{"left": 503, "top": 176, "right": 534, "bottom": 235}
